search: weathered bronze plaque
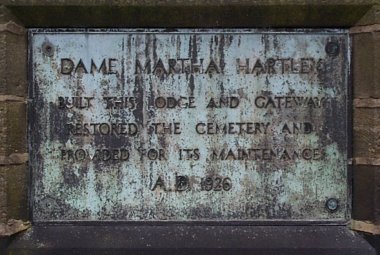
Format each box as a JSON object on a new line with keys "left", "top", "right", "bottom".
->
{"left": 30, "top": 30, "right": 349, "bottom": 222}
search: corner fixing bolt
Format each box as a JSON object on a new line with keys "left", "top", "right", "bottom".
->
{"left": 325, "top": 42, "right": 340, "bottom": 57}
{"left": 325, "top": 198, "right": 339, "bottom": 213}
{"left": 42, "top": 42, "right": 54, "bottom": 57}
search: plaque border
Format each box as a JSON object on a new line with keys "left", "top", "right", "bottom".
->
{"left": 27, "top": 28, "right": 351, "bottom": 225}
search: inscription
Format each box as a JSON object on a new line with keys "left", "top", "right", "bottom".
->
{"left": 103, "top": 97, "right": 136, "bottom": 109}
{"left": 32, "top": 31, "right": 348, "bottom": 221}
{"left": 61, "top": 148, "right": 130, "bottom": 162}
{"left": 149, "top": 122, "right": 181, "bottom": 134}
{"left": 150, "top": 175, "right": 232, "bottom": 192}
{"left": 196, "top": 122, "right": 269, "bottom": 135}
{"left": 236, "top": 57, "right": 323, "bottom": 75}
{"left": 58, "top": 97, "right": 94, "bottom": 109}
{"left": 206, "top": 97, "right": 240, "bottom": 108}
{"left": 155, "top": 96, "right": 196, "bottom": 109}
{"left": 60, "top": 58, "right": 118, "bottom": 75}
{"left": 135, "top": 58, "right": 223, "bottom": 75}
{"left": 254, "top": 96, "right": 331, "bottom": 109}
{"left": 66, "top": 122, "right": 138, "bottom": 136}
{"left": 211, "top": 148, "right": 323, "bottom": 161}
{"left": 201, "top": 176, "right": 232, "bottom": 191}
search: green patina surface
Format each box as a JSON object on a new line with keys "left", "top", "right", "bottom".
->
{"left": 29, "top": 30, "right": 349, "bottom": 222}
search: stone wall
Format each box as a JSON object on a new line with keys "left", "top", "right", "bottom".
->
{"left": 351, "top": 4, "right": 380, "bottom": 241}
{"left": 0, "top": 0, "right": 379, "bottom": 252}
{"left": 0, "top": 5, "right": 29, "bottom": 237}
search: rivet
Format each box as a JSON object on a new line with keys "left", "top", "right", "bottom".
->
{"left": 42, "top": 42, "right": 54, "bottom": 57}
{"left": 325, "top": 42, "right": 339, "bottom": 57}
{"left": 325, "top": 198, "right": 339, "bottom": 212}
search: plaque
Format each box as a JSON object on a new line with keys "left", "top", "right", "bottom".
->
{"left": 29, "top": 30, "right": 349, "bottom": 222}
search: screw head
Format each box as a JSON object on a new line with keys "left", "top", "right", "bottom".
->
{"left": 42, "top": 42, "right": 54, "bottom": 57}
{"left": 325, "top": 42, "right": 340, "bottom": 57}
{"left": 326, "top": 198, "right": 339, "bottom": 212}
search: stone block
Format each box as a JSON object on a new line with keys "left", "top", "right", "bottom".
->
{"left": 0, "top": 6, "right": 22, "bottom": 24}
{"left": 5, "top": 225, "right": 377, "bottom": 255}
{"left": 354, "top": 107, "right": 380, "bottom": 158}
{"left": 0, "top": 102, "right": 26, "bottom": 156}
{"left": 0, "top": 29, "right": 27, "bottom": 97}
{"left": 353, "top": 165, "right": 380, "bottom": 224}
{"left": 352, "top": 30, "right": 380, "bottom": 98}
{"left": 0, "top": 164, "right": 28, "bottom": 223}
{"left": 356, "top": 5, "right": 380, "bottom": 25}
{"left": 2, "top": 1, "right": 375, "bottom": 28}
{"left": 0, "top": 169, "right": 6, "bottom": 223}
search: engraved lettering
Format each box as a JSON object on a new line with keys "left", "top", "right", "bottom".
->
{"left": 66, "top": 122, "right": 138, "bottom": 136}
{"left": 139, "top": 149, "right": 166, "bottom": 160}
{"left": 74, "top": 59, "right": 88, "bottom": 74}
{"left": 60, "top": 58, "right": 119, "bottom": 75}
{"left": 175, "top": 175, "right": 190, "bottom": 191}
{"left": 205, "top": 59, "right": 221, "bottom": 74}
{"left": 196, "top": 122, "right": 270, "bottom": 135}
{"left": 108, "top": 58, "right": 118, "bottom": 74}
{"left": 201, "top": 176, "right": 232, "bottom": 191}
{"left": 255, "top": 95, "right": 330, "bottom": 109}
{"left": 33, "top": 32, "right": 348, "bottom": 221}
{"left": 154, "top": 97, "right": 195, "bottom": 109}
{"left": 134, "top": 58, "right": 222, "bottom": 75}
{"left": 236, "top": 58, "right": 250, "bottom": 74}
{"left": 135, "top": 59, "right": 151, "bottom": 74}
{"left": 103, "top": 97, "right": 136, "bottom": 110}
{"left": 179, "top": 149, "right": 200, "bottom": 160}
{"left": 151, "top": 176, "right": 166, "bottom": 191}
{"left": 235, "top": 57, "right": 318, "bottom": 75}
{"left": 211, "top": 148, "right": 323, "bottom": 161}
{"left": 60, "top": 58, "right": 74, "bottom": 74}
{"left": 281, "top": 122, "right": 313, "bottom": 134}
{"left": 90, "top": 59, "right": 107, "bottom": 74}
{"left": 61, "top": 148, "right": 129, "bottom": 162}
{"left": 206, "top": 96, "right": 239, "bottom": 108}
{"left": 58, "top": 97, "right": 94, "bottom": 109}
{"left": 153, "top": 59, "right": 168, "bottom": 76}
{"left": 149, "top": 122, "right": 181, "bottom": 135}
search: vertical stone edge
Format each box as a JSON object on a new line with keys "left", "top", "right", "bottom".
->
{"left": 0, "top": 5, "right": 30, "bottom": 248}
{"left": 351, "top": 7, "right": 380, "bottom": 248}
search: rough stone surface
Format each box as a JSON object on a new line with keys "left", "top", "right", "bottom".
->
{"left": 354, "top": 108, "right": 380, "bottom": 158}
{"left": 351, "top": 1, "right": 380, "bottom": 242}
{"left": 5, "top": 164, "right": 28, "bottom": 221}
{"left": 0, "top": 31, "right": 27, "bottom": 97}
{"left": 0, "top": 153, "right": 28, "bottom": 166}
{"left": 1, "top": 0, "right": 377, "bottom": 5}
{"left": 352, "top": 165, "right": 380, "bottom": 222}
{"left": 352, "top": 31, "right": 380, "bottom": 98}
{"left": 0, "top": 6, "right": 22, "bottom": 24}
{"left": 0, "top": 164, "right": 28, "bottom": 224}
{"left": 1, "top": 2, "right": 374, "bottom": 28}
{"left": 0, "top": 219, "right": 30, "bottom": 237}
{"left": 362, "top": 232, "right": 380, "bottom": 254}
{"left": 5, "top": 225, "right": 377, "bottom": 255}
{"left": 356, "top": 5, "right": 380, "bottom": 25}
{"left": 0, "top": 102, "right": 26, "bottom": 156}
{"left": 0, "top": 169, "right": 6, "bottom": 223}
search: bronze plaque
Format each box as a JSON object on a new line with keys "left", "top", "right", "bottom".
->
{"left": 30, "top": 30, "right": 349, "bottom": 222}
